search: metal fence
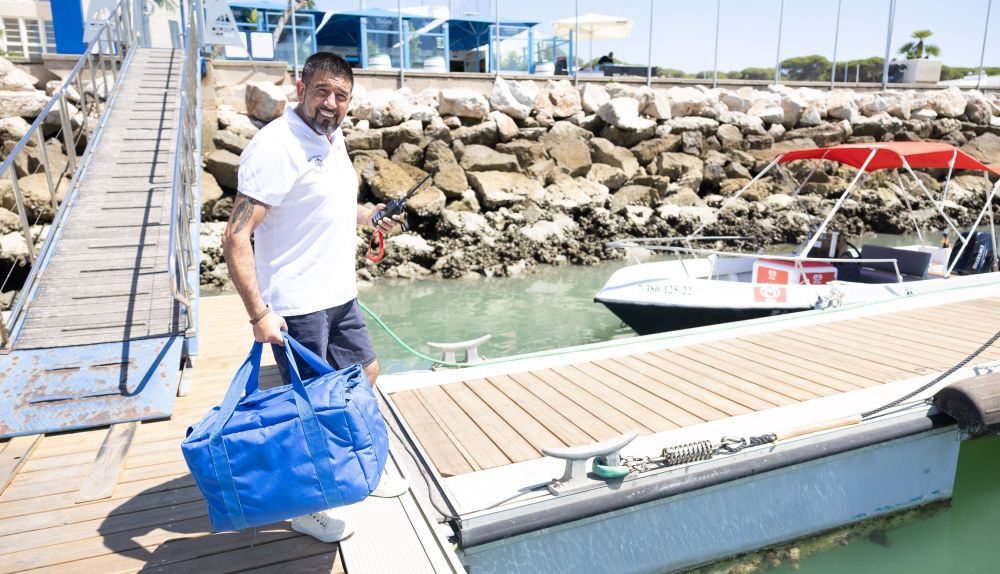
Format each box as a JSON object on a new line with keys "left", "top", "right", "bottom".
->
{"left": 0, "top": 0, "right": 136, "bottom": 350}
{"left": 168, "top": 0, "right": 202, "bottom": 338}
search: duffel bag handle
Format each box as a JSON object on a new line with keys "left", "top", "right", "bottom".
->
{"left": 280, "top": 332, "right": 345, "bottom": 511}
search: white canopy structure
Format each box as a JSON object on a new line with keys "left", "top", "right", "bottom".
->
{"left": 551, "top": 12, "right": 633, "bottom": 68}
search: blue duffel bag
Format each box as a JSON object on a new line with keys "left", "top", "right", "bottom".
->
{"left": 182, "top": 333, "right": 389, "bottom": 531}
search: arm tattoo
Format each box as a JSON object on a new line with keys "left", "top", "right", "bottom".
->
{"left": 230, "top": 193, "right": 268, "bottom": 235}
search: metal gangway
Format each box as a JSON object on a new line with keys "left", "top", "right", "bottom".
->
{"left": 0, "top": 0, "right": 201, "bottom": 437}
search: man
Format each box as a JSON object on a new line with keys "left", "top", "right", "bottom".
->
{"left": 223, "top": 52, "right": 407, "bottom": 543}
{"left": 597, "top": 51, "right": 614, "bottom": 68}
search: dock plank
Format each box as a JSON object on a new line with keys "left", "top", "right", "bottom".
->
{"left": 594, "top": 357, "right": 731, "bottom": 421}
{"left": 441, "top": 382, "right": 539, "bottom": 462}
{"left": 391, "top": 390, "right": 475, "bottom": 477}
{"left": 530, "top": 368, "right": 652, "bottom": 434}
{"left": 417, "top": 386, "right": 510, "bottom": 470}
{"left": 464, "top": 378, "right": 567, "bottom": 451}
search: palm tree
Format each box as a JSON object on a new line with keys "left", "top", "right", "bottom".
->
{"left": 898, "top": 30, "right": 941, "bottom": 60}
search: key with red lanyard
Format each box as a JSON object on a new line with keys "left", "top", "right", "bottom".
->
{"left": 367, "top": 174, "right": 432, "bottom": 262}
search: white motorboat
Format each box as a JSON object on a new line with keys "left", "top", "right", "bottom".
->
{"left": 596, "top": 142, "right": 1000, "bottom": 335}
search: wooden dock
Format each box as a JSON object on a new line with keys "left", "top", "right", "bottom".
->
{"left": 0, "top": 297, "right": 348, "bottom": 573}
{"left": 0, "top": 294, "right": 461, "bottom": 573}
{"left": 4, "top": 282, "right": 1000, "bottom": 572}
{"left": 383, "top": 288, "right": 1000, "bottom": 478}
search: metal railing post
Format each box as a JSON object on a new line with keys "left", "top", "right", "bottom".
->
{"left": 881, "top": 0, "right": 896, "bottom": 89}
{"left": 59, "top": 94, "right": 77, "bottom": 174}
{"left": 977, "top": 0, "right": 993, "bottom": 91}
{"left": 831, "top": 0, "right": 842, "bottom": 90}
{"left": 35, "top": 130, "right": 57, "bottom": 213}
{"left": 8, "top": 169, "right": 36, "bottom": 264}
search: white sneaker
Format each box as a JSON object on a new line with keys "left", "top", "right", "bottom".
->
{"left": 290, "top": 509, "right": 354, "bottom": 543}
{"left": 371, "top": 472, "right": 409, "bottom": 498}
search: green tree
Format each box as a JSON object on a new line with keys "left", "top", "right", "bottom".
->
{"left": 780, "top": 54, "right": 831, "bottom": 81}
{"left": 898, "top": 30, "right": 940, "bottom": 59}
{"left": 941, "top": 65, "right": 1000, "bottom": 80}
{"left": 737, "top": 67, "right": 774, "bottom": 81}
{"left": 840, "top": 57, "right": 884, "bottom": 82}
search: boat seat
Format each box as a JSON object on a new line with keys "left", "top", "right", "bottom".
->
{"left": 854, "top": 244, "right": 932, "bottom": 283}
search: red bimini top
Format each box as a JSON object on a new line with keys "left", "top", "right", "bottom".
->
{"left": 777, "top": 141, "right": 1000, "bottom": 177}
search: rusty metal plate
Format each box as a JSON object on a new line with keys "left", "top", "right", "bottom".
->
{"left": 0, "top": 336, "right": 183, "bottom": 438}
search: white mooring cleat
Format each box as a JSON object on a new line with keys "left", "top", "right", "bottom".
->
{"left": 371, "top": 472, "right": 409, "bottom": 498}
{"left": 290, "top": 509, "right": 354, "bottom": 543}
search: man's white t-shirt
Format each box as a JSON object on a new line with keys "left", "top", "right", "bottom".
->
{"left": 238, "top": 104, "right": 359, "bottom": 317}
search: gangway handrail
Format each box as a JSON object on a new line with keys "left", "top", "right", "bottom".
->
{"left": 167, "top": 0, "right": 201, "bottom": 336}
{"left": 0, "top": 0, "right": 136, "bottom": 351}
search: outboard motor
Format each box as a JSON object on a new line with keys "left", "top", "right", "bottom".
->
{"left": 948, "top": 231, "right": 997, "bottom": 275}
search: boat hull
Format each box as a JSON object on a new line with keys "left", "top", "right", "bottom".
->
{"left": 596, "top": 298, "right": 808, "bottom": 335}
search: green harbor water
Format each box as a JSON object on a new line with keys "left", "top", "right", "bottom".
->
{"left": 357, "top": 247, "right": 1000, "bottom": 574}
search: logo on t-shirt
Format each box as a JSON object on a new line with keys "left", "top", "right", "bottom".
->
{"left": 308, "top": 155, "right": 325, "bottom": 171}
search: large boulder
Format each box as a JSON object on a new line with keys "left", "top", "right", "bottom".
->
{"left": 609, "top": 184, "right": 659, "bottom": 213}
{"left": 963, "top": 133, "right": 1000, "bottom": 167}
{"left": 352, "top": 89, "right": 411, "bottom": 127}
{"left": 433, "top": 163, "right": 469, "bottom": 198}
{"left": 544, "top": 178, "right": 609, "bottom": 210}
{"left": 826, "top": 91, "right": 857, "bottom": 121}
{"left": 0, "top": 116, "right": 30, "bottom": 143}
{"left": 0, "top": 58, "right": 38, "bottom": 91}
{"left": 489, "top": 110, "right": 519, "bottom": 142}
{"left": 534, "top": 79, "right": 582, "bottom": 118}
{"left": 496, "top": 140, "right": 548, "bottom": 170}
{"left": 466, "top": 171, "right": 545, "bottom": 210}
{"left": 589, "top": 137, "right": 639, "bottom": 178}
{"left": 380, "top": 119, "right": 423, "bottom": 154}
{"left": 642, "top": 90, "right": 672, "bottom": 120}
{"left": 244, "top": 81, "right": 287, "bottom": 123}
{"left": 407, "top": 185, "right": 447, "bottom": 217}
{"left": 598, "top": 123, "right": 657, "bottom": 148}
{"left": 0, "top": 172, "right": 70, "bottom": 223}
{"left": 0, "top": 90, "right": 49, "bottom": 120}
{"left": 460, "top": 144, "right": 520, "bottom": 172}
{"left": 666, "top": 86, "right": 711, "bottom": 117}
{"left": 204, "top": 149, "right": 240, "bottom": 190}
{"left": 586, "top": 163, "right": 628, "bottom": 191}
{"left": 345, "top": 129, "right": 383, "bottom": 152}
{"left": 784, "top": 123, "right": 846, "bottom": 147}
{"left": 452, "top": 120, "right": 499, "bottom": 147}
{"left": 717, "top": 111, "right": 766, "bottom": 135}
{"left": 964, "top": 95, "right": 993, "bottom": 125}
{"left": 545, "top": 138, "right": 592, "bottom": 176}
{"left": 716, "top": 123, "right": 744, "bottom": 151}
{"left": 652, "top": 152, "right": 704, "bottom": 191}
{"left": 520, "top": 214, "right": 578, "bottom": 243}
{"left": 720, "top": 88, "right": 753, "bottom": 113}
{"left": 597, "top": 97, "right": 656, "bottom": 131}
{"left": 364, "top": 157, "right": 425, "bottom": 202}
{"left": 629, "top": 136, "right": 682, "bottom": 167}
{"left": 666, "top": 116, "right": 720, "bottom": 134}
{"left": 218, "top": 105, "right": 260, "bottom": 139}
{"left": 580, "top": 83, "right": 610, "bottom": 114}
{"left": 929, "top": 87, "right": 967, "bottom": 119}
{"left": 490, "top": 76, "right": 532, "bottom": 120}
{"left": 213, "top": 129, "right": 251, "bottom": 155}
{"left": 438, "top": 88, "right": 490, "bottom": 119}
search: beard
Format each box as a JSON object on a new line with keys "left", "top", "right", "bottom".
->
{"left": 306, "top": 106, "right": 340, "bottom": 136}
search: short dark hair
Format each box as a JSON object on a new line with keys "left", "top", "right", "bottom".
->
{"left": 301, "top": 52, "right": 354, "bottom": 88}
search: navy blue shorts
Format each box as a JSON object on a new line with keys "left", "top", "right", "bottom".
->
{"left": 272, "top": 298, "right": 377, "bottom": 384}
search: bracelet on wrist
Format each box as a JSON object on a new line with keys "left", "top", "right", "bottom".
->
{"left": 249, "top": 306, "right": 270, "bottom": 325}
